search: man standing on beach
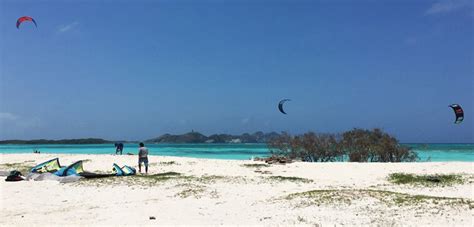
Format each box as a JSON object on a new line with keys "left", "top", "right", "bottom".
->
{"left": 138, "top": 142, "right": 149, "bottom": 174}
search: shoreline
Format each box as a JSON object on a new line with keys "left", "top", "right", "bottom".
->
{"left": 1, "top": 153, "right": 473, "bottom": 225}
{"left": 1, "top": 143, "right": 473, "bottom": 162}
{"left": 1, "top": 152, "right": 473, "bottom": 162}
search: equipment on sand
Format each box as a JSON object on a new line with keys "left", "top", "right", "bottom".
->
{"left": 29, "top": 158, "right": 136, "bottom": 182}
{"left": 5, "top": 170, "right": 25, "bottom": 182}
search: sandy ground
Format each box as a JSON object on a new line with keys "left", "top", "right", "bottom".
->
{"left": 0, "top": 153, "right": 473, "bottom": 226}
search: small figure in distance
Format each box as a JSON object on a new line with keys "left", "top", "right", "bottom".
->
{"left": 115, "top": 143, "right": 124, "bottom": 155}
{"left": 138, "top": 142, "right": 149, "bottom": 174}
{"left": 118, "top": 143, "right": 124, "bottom": 155}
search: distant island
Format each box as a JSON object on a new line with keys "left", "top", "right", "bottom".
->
{"left": 145, "top": 131, "right": 281, "bottom": 144}
{"left": 0, "top": 131, "right": 281, "bottom": 144}
{"left": 0, "top": 138, "right": 112, "bottom": 145}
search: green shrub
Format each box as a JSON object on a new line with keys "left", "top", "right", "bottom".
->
{"left": 341, "top": 128, "right": 417, "bottom": 162}
{"left": 267, "top": 128, "right": 417, "bottom": 162}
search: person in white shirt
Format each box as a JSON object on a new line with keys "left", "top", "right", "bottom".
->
{"left": 138, "top": 142, "right": 149, "bottom": 174}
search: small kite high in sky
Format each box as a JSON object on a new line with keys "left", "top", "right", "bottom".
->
{"left": 16, "top": 16, "right": 37, "bottom": 29}
{"left": 278, "top": 99, "right": 291, "bottom": 114}
{"left": 449, "top": 104, "right": 464, "bottom": 124}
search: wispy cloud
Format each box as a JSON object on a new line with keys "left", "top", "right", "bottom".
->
{"left": 0, "top": 112, "right": 42, "bottom": 128}
{"left": 425, "top": 0, "right": 472, "bottom": 15}
{"left": 0, "top": 112, "right": 19, "bottom": 121}
{"left": 57, "top": 21, "right": 79, "bottom": 33}
{"left": 241, "top": 118, "right": 250, "bottom": 124}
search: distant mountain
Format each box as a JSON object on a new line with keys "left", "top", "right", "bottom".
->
{"left": 147, "top": 132, "right": 208, "bottom": 143}
{"left": 145, "top": 131, "right": 281, "bottom": 144}
{"left": 0, "top": 138, "right": 112, "bottom": 145}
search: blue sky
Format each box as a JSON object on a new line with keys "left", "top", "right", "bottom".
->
{"left": 0, "top": 0, "right": 473, "bottom": 142}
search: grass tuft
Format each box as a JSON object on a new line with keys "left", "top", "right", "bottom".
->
{"left": 158, "top": 161, "right": 178, "bottom": 165}
{"left": 0, "top": 162, "right": 34, "bottom": 175}
{"left": 136, "top": 171, "right": 181, "bottom": 177}
{"left": 176, "top": 186, "right": 206, "bottom": 198}
{"left": 72, "top": 172, "right": 239, "bottom": 187}
{"left": 388, "top": 173, "right": 464, "bottom": 186}
{"left": 268, "top": 176, "right": 313, "bottom": 183}
{"left": 242, "top": 163, "right": 270, "bottom": 168}
{"left": 285, "top": 189, "right": 473, "bottom": 209}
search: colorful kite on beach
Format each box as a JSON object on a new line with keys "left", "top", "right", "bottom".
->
{"left": 30, "top": 158, "right": 136, "bottom": 180}
{"left": 449, "top": 104, "right": 464, "bottom": 124}
{"left": 16, "top": 16, "right": 37, "bottom": 29}
{"left": 278, "top": 99, "right": 291, "bottom": 114}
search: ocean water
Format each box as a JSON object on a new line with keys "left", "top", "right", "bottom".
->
{"left": 0, "top": 143, "right": 472, "bottom": 162}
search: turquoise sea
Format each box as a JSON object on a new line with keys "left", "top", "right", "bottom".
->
{"left": 0, "top": 143, "right": 473, "bottom": 161}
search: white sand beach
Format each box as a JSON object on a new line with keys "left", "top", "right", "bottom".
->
{"left": 0, "top": 153, "right": 473, "bottom": 226}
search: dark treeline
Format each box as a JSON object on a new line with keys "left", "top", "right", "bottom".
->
{"left": 267, "top": 128, "right": 418, "bottom": 162}
{"left": 0, "top": 138, "right": 112, "bottom": 145}
{"left": 0, "top": 132, "right": 282, "bottom": 144}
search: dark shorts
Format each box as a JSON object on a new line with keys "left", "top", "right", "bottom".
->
{"left": 138, "top": 157, "right": 149, "bottom": 166}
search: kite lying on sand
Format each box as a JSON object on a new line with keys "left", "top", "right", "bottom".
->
{"left": 29, "top": 158, "right": 136, "bottom": 181}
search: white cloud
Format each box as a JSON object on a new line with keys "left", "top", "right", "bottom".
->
{"left": 0, "top": 112, "right": 18, "bottom": 121}
{"left": 425, "top": 0, "right": 471, "bottom": 15}
{"left": 241, "top": 118, "right": 250, "bottom": 124}
{"left": 57, "top": 21, "right": 79, "bottom": 33}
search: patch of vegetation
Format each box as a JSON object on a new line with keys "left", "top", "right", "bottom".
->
{"left": 242, "top": 163, "right": 270, "bottom": 168}
{"left": 268, "top": 128, "right": 418, "bottom": 162}
{"left": 297, "top": 216, "right": 308, "bottom": 223}
{"left": 174, "top": 183, "right": 220, "bottom": 199}
{"left": 286, "top": 189, "right": 353, "bottom": 205}
{"left": 170, "top": 174, "right": 245, "bottom": 185}
{"left": 388, "top": 173, "right": 464, "bottom": 186}
{"left": 74, "top": 172, "right": 187, "bottom": 187}
{"left": 285, "top": 189, "right": 473, "bottom": 209}
{"left": 268, "top": 176, "right": 313, "bottom": 183}
{"left": 209, "top": 189, "right": 220, "bottom": 199}
{"left": 176, "top": 185, "right": 206, "bottom": 198}
{"left": 191, "top": 175, "right": 227, "bottom": 184}
{"left": 131, "top": 172, "right": 187, "bottom": 184}
{"left": 254, "top": 170, "right": 272, "bottom": 174}
{"left": 159, "top": 161, "right": 179, "bottom": 165}
{"left": 0, "top": 163, "right": 23, "bottom": 168}
{"left": 0, "top": 162, "right": 34, "bottom": 174}
{"left": 73, "top": 172, "right": 243, "bottom": 187}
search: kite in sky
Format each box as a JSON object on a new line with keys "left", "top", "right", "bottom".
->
{"left": 278, "top": 99, "right": 291, "bottom": 114}
{"left": 449, "top": 104, "right": 464, "bottom": 124}
{"left": 16, "top": 16, "right": 37, "bottom": 29}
